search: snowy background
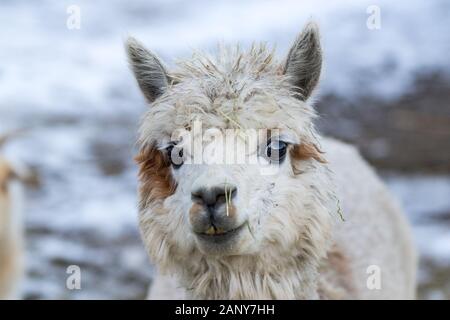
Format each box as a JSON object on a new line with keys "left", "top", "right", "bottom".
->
{"left": 0, "top": 0, "right": 449, "bottom": 299}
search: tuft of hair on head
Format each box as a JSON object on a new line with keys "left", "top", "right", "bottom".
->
{"left": 283, "top": 22, "right": 322, "bottom": 101}
{"left": 125, "top": 37, "right": 171, "bottom": 103}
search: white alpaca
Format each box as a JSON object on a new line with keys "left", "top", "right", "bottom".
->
{"left": 0, "top": 142, "right": 25, "bottom": 300}
{"left": 126, "top": 22, "right": 416, "bottom": 299}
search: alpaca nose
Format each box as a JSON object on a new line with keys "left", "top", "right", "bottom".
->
{"left": 191, "top": 184, "right": 237, "bottom": 207}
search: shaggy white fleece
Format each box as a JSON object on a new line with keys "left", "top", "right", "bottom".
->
{"left": 127, "top": 23, "right": 416, "bottom": 299}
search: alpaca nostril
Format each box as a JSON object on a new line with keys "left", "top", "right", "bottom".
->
{"left": 191, "top": 191, "right": 204, "bottom": 204}
{"left": 191, "top": 185, "right": 237, "bottom": 207}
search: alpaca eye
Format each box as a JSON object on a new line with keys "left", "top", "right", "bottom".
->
{"left": 265, "top": 139, "right": 288, "bottom": 163}
{"left": 166, "top": 145, "right": 184, "bottom": 169}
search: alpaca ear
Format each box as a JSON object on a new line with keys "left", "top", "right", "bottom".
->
{"left": 284, "top": 22, "right": 322, "bottom": 101}
{"left": 126, "top": 37, "right": 170, "bottom": 103}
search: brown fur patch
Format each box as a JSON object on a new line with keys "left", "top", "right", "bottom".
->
{"left": 189, "top": 203, "right": 206, "bottom": 229}
{"left": 290, "top": 143, "right": 326, "bottom": 163}
{"left": 189, "top": 203, "right": 203, "bottom": 218}
{"left": 135, "top": 144, "right": 177, "bottom": 209}
{"left": 318, "top": 244, "right": 356, "bottom": 299}
{"left": 226, "top": 204, "right": 237, "bottom": 219}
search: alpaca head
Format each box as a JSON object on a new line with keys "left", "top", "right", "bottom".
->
{"left": 128, "top": 23, "right": 337, "bottom": 290}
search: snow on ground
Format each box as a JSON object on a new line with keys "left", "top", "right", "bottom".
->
{"left": 384, "top": 174, "right": 450, "bottom": 264}
{"left": 0, "top": 0, "right": 449, "bottom": 299}
{"left": 383, "top": 173, "right": 450, "bottom": 299}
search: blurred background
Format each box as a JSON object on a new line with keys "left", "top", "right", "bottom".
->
{"left": 0, "top": 0, "right": 449, "bottom": 299}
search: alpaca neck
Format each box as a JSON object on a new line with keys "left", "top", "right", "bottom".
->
{"left": 181, "top": 254, "right": 320, "bottom": 299}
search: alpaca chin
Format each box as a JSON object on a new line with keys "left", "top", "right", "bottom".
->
{"left": 193, "top": 223, "right": 246, "bottom": 256}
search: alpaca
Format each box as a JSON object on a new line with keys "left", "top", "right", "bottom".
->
{"left": 0, "top": 136, "right": 25, "bottom": 300}
{"left": 126, "top": 22, "right": 417, "bottom": 299}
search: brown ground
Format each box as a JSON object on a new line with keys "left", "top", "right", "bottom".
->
{"left": 316, "top": 71, "right": 450, "bottom": 173}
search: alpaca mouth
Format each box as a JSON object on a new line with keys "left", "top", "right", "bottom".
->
{"left": 195, "top": 223, "right": 245, "bottom": 243}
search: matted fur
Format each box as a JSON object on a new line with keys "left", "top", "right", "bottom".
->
{"left": 129, "top": 23, "right": 416, "bottom": 300}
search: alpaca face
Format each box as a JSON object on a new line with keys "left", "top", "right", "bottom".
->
{"left": 161, "top": 127, "right": 305, "bottom": 255}
{"left": 129, "top": 23, "right": 335, "bottom": 267}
